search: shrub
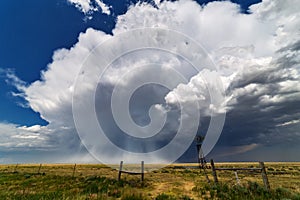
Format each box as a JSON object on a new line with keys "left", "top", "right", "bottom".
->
{"left": 196, "top": 182, "right": 300, "bottom": 200}
{"left": 155, "top": 193, "right": 176, "bottom": 200}
{"left": 121, "top": 192, "right": 146, "bottom": 200}
{"left": 180, "top": 195, "right": 193, "bottom": 200}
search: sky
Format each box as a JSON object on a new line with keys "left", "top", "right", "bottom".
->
{"left": 0, "top": 0, "right": 299, "bottom": 164}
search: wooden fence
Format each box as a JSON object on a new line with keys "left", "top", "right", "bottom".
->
{"left": 210, "top": 159, "right": 270, "bottom": 190}
{"left": 118, "top": 161, "right": 144, "bottom": 182}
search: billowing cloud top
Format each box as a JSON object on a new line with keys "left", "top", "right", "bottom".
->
{"left": 1, "top": 0, "right": 300, "bottom": 163}
{"left": 68, "top": 0, "right": 111, "bottom": 15}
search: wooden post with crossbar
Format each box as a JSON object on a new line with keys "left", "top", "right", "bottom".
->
{"left": 118, "top": 161, "right": 144, "bottom": 182}
{"left": 118, "top": 161, "right": 123, "bottom": 181}
{"left": 210, "top": 159, "right": 270, "bottom": 190}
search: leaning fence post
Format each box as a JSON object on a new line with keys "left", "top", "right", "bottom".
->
{"left": 118, "top": 161, "right": 123, "bottom": 181}
{"left": 259, "top": 162, "right": 270, "bottom": 191}
{"left": 234, "top": 171, "right": 241, "bottom": 186}
{"left": 210, "top": 159, "right": 218, "bottom": 183}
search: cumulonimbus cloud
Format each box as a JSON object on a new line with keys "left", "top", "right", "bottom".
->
{"left": 2, "top": 0, "right": 300, "bottom": 163}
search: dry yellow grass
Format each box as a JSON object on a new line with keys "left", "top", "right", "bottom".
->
{"left": 0, "top": 162, "right": 299, "bottom": 199}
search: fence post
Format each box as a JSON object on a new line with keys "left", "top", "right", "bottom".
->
{"left": 210, "top": 159, "right": 218, "bottom": 183}
{"left": 13, "top": 163, "right": 18, "bottom": 173}
{"left": 118, "top": 161, "right": 123, "bottom": 181}
{"left": 234, "top": 171, "right": 241, "bottom": 186}
{"left": 37, "top": 163, "right": 42, "bottom": 174}
{"left": 141, "top": 161, "right": 144, "bottom": 182}
{"left": 259, "top": 162, "right": 270, "bottom": 191}
{"left": 72, "top": 164, "right": 77, "bottom": 178}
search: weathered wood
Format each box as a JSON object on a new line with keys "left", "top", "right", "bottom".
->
{"left": 210, "top": 159, "right": 218, "bottom": 183}
{"left": 37, "top": 163, "right": 42, "bottom": 174}
{"left": 141, "top": 161, "right": 144, "bottom": 182}
{"left": 121, "top": 171, "right": 141, "bottom": 175}
{"left": 234, "top": 171, "right": 241, "bottom": 185}
{"left": 210, "top": 160, "right": 270, "bottom": 190}
{"left": 203, "top": 166, "right": 211, "bottom": 183}
{"left": 118, "top": 161, "right": 144, "bottom": 182}
{"left": 72, "top": 164, "right": 76, "bottom": 177}
{"left": 259, "top": 162, "right": 270, "bottom": 191}
{"left": 197, "top": 146, "right": 210, "bottom": 183}
{"left": 118, "top": 161, "right": 123, "bottom": 181}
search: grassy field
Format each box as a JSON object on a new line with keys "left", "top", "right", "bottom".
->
{"left": 0, "top": 162, "right": 299, "bottom": 199}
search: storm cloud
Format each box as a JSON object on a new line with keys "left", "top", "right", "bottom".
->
{"left": 1, "top": 0, "right": 299, "bottom": 163}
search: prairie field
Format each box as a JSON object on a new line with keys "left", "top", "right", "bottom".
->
{"left": 0, "top": 162, "right": 299, "bottom": 199}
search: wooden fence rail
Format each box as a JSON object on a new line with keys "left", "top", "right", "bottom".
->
{"left": 118, "top": 161, "right": 144, "bottom": 182}
{"left": 210, "top": 159, "right": 270, "bottom": 191}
